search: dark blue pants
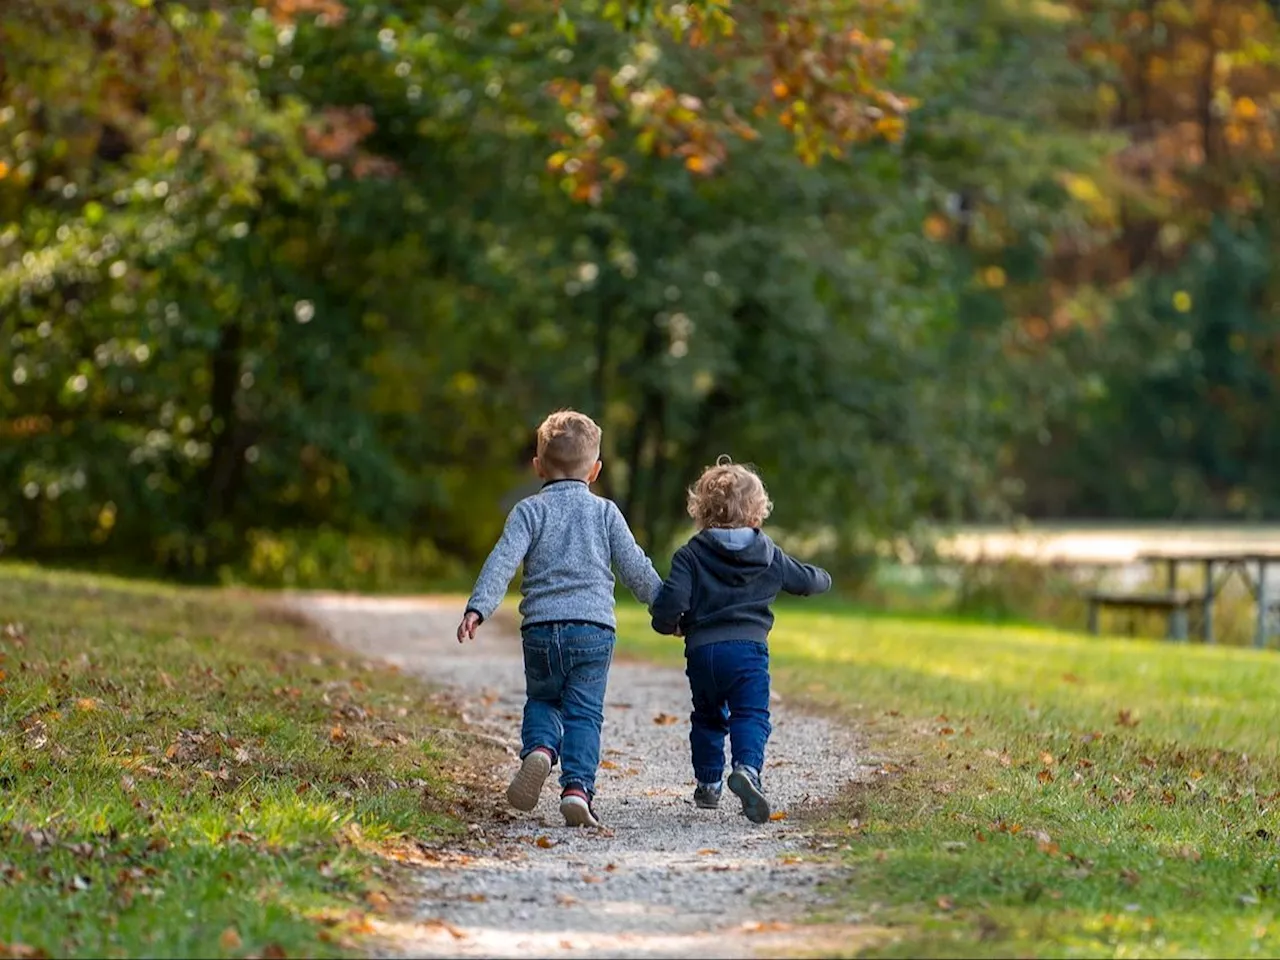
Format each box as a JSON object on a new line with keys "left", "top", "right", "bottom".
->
{"left": 684, "top": 640, "right": 772, "bottom": 784}
{"left": 520, "top": 622, "right": 615, "bottom": 796}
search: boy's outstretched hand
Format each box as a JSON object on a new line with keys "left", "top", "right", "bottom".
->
{"left": 456, "top": 611, "right": 481, "bottom": 643}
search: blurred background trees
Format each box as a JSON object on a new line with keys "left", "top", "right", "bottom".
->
{"left": 2, "top": 0, "right": 1279, "bottom": 587}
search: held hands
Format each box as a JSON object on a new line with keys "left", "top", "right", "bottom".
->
{"left": 456, "top": 611, "right": 481, "bottom": 644}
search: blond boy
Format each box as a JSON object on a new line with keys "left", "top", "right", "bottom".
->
{"left": 457, "top": 411, "right": 661, "bottom": 827}
{"left": 649, "top": 457, "right": 831, "bottom": 822}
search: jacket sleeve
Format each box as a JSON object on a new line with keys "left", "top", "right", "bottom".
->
{"left": 465, "top": 502, "right": 535, "bottom": 620}
{"left": 650, "top": 547, "right": 694, "bottom": 635}
{"left": 607, "top": 502, "right": 664, "bottom": 605}
{"left": 779, "top": 550, "right": 832, "bottom": 597}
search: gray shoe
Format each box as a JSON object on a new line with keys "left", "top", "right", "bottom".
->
{"left": 506, "top": 749, "right": 553, "bottom": 811}
{"left": 693, "top": 781, "right": 723, "bottom": 809}
{"left": 727, "top": 764, "right": 771, "bottom": 824}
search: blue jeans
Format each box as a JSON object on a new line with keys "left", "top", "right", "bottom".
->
{"left": 685, "top": 640, "right": 772, "bottom": 784}
{"left": 520, "top": 622, "right": 615, "bottom": 797}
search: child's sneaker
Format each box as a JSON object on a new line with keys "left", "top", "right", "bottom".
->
{"left": 560, "top": 786, "right": 601, "bottom": 828}
{"left": 693, "top": 781, "right": 723, "bottom": 809}
{"left": 506, "top": 747, "right": 553, "bottom": 811}
{"left": 726, "top": 764, "right": 771, "bottom": 824}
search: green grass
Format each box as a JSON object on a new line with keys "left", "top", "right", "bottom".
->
{"left": 615, "top": 599, "right": 1280, "bottom": 958}
{"left": 0, "top": 564, "right": 471, "bottom": 960}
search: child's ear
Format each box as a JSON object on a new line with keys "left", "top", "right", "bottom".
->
{"left": 588, "top": 460, "right": 603, "bottom": 483}
{"left": 532, "top": 457, "right": 546, "bottom": 478}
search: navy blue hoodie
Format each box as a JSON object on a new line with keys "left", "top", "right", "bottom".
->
{"left": 650, "top": 528, "right": 832, "bottom": 653}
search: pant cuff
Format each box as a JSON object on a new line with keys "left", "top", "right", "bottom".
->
{"left": 694, "top": 768, "right": 725, "bottom": 784}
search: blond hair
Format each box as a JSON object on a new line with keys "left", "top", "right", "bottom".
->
{"left": 687, "top": 456, "right": 773, "bottom": 529}
{"left": 536, "top": 409, "right": 602, "bottom": 478}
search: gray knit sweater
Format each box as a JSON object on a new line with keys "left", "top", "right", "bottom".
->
{"left": 465, "top": 479, "right": 662, "bottom": 630}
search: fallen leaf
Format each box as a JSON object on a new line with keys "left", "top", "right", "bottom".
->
{"left": 329, "top": 725, "right": 346, "bottom": 742}
{"left": 1062, "top": 673, "right": 1082, "bottom": 684}
{"left": 535, "top": 835, "right": 556, "bottom": 849}
{"left": 652, "top": 713, "right": 679, "bottom": 726}
{"left": 464, "top": 893, "right": 487, "bottom": 903}
{"left": 937, "top": 895, "right": 955, "bottom": 911}
{"left": 768, "top": 811, "right": 788, "bottom": 821}
{"left": 420, "top": 919, "right": 467, "bottom": 940}
{"left": 939, "top": 727, "right": 955, "bottom": 736}
{"left": 698, "top": 848, "right": 719, "bottom": 855}
{"left": 582, "top": 874, "right": 604, "bottom": 883}
{"left": 742, "top": 921, "right": 792, "bottom": 933}
{"left": 0, "top": 945, "right": 48, "bottom": 960}
{"left": 781, "top": 855, "right": 803, "bottom": 865}
{"left": 1116, "top": 710, "right": 1140, "bottom": 728}
{"left": 1040, "top": 752, "right": 1057, "bottom": 767}
{"left": 220, "top": 928, "right": 242, "bottom": 950}
{"left": 75, "top": 698, "right": 99, "bottom": 712}
{"left": 262, "top": 946, "right": 288, "bottom": 960}
{"left": 120, "top": 774, "right": 136, "bottom": 792}
{"left": 365, "top": 890, "right": 390, "bottom": 910}
{"left": 599, "top": 760, "right": 618, "bottom": 770}
{"left": 234, "top": 747, "right": 252, "bottom": 765}
{"left": 1121, "top": 868, "right": 1141, "bottom": 886}
{"left": 1077, "top": 757, "right": 1094, "bottom": 769}
{"left": 555, "top": 893, "right": 579, "bottom": 906}
{"left": 1037, "top": 769, "right": 1054, "bottom": 784}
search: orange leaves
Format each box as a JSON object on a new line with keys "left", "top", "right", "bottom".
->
{"left": 652, "top": 712, "right": 680, "bottom": 725}
{"left": 303, "top": 106, "right": 397, "bottom": 180}
{"left": 547, "top": 0, "right": 910, "bottom": 201}
{"left": 261, "top": 0, "right": 348, "bottom": 26}
{"left": 757, "top": 4, "right": 914, "bottom": 165}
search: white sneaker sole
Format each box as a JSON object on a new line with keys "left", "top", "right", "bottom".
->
{"left": 560, "top": 794, "right": 601, "bottom": 828}
{"left": 506, "top": 751, "right": 552, "bottom": 811}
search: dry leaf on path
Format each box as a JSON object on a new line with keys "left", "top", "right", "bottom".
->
{"left": 742, "top": 921, "right": 791, "bottom": 933}
{"left": 421, "top": 919, "right": 467, "bottom": 940}
{"left": 220, "top": 928, "right": 242, "bottom": 950}
{"left": 535, "top": 835, "right": 556, "bottom": 849}
{"left": 769, "top": 811, "right": 787, "bottom": 821}
{"left": 652, "top": 713, "right": 679, "bottom": 726}
{"left": 599, "top": 760, "right": 618, "bottom": 770}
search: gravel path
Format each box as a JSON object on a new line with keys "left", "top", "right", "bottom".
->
{"left": 291, "top": 594, "right": 869, "bottom": 959}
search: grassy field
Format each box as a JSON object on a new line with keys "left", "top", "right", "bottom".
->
{"left": 615, "top": 597, "right": 1280, "bottom": 958}
{"left": 0, "top": 565, "right": 474, "bottom": 960}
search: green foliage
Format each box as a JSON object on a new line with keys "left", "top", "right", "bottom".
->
{"left": 228, "top": 527, "right": 465, "bottom": 592}
{"left": 0, "top": 564, "right": 467, "bottom": 958}
{"left": 1019, "top": 218, "right": 1280, "bottom": 520}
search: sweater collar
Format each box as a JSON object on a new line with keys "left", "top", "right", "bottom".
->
{"left": 540, "top": 478, "right": 589, "bottom": 491}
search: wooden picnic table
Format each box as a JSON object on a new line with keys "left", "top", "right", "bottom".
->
{"left": 1136, "top": 550, "right": 1280, "bottom": 647}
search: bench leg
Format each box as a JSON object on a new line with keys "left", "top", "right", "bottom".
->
{"left": 1257, "top": 564, "right": 1270, "bottom": 649}
{"left": 1202, "top": 560, "right": 1214, "bottom": 644}
{"left": 1169, "top": 607, "right": 1188, "bottom": 642}
{"left": 1088, "top": 601, "right": 1099, "bottom": 636}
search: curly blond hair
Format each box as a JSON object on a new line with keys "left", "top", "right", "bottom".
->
{"left": 687, "top": 456, "right": 773, "bottom": 530}
{"left": 536, "top": 409, "right": 602, "bottom": 478}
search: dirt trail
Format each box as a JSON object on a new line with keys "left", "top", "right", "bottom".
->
{"left": 292, "top": 594, "right": 873, "bottom": 959}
